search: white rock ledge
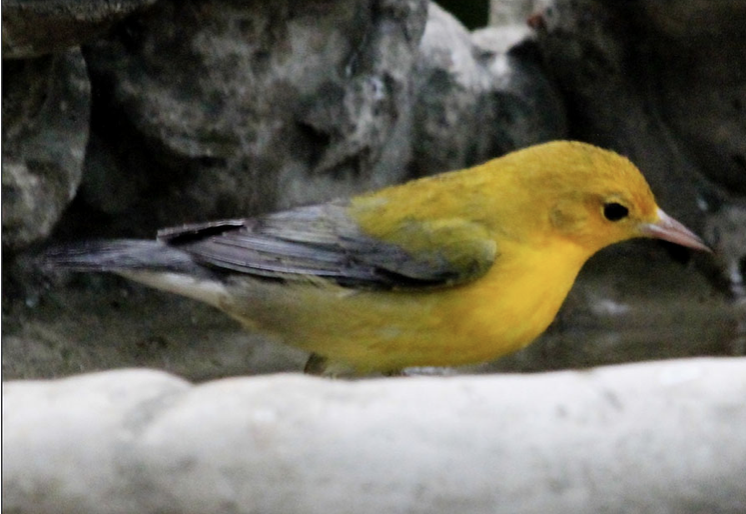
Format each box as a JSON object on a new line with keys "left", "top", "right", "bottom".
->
{"left": 3, "top": 358, "right": 746, "bottom": 514}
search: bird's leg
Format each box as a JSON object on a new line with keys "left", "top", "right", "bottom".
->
{"left": 302, "top": 353, "right": 361, "bottom": 378}
{"left": 303, "top": 353, "right": 329, "bottom": 375}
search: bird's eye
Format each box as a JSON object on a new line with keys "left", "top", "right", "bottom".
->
{"left": 603, "top": 202, "right": 629, "bottom": 222}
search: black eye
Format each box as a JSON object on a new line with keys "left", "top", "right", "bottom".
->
{"left": 603, "top": 202, "right": 629, "bottom": 222}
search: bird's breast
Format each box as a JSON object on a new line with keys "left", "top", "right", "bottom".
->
{"left": 425, "top": 238, "right": 589, "bottom": 366}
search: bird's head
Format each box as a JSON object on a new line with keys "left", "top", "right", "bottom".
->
{"left": 499, "top": 141, "right": 711, "bottom": 254}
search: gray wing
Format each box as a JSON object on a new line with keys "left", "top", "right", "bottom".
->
{"left": 157, "top": 200, "right": 497, "bottom": 290}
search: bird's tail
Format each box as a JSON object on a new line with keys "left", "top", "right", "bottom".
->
{"left": 42, "top": 240, "right": 200, "bottom": 274}
{"left": 42, "top": 239, "right": 228, "bottom": 306}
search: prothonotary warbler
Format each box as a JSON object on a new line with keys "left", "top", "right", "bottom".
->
{"left": 45, "top": 141, "right": 710, "bottom": 375}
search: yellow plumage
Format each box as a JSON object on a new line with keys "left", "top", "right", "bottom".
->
{"left": 221, "top": 237, "right": 585, "bottom": 373}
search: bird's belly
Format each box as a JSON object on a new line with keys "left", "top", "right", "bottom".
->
{"left": 222, "top": 243, "right": 585, "bottom": 372}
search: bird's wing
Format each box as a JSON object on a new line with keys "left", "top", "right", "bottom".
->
{"left": 157, "top": 200, "right": 497, "bottom": 289}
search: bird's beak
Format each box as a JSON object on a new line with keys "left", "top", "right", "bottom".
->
{"left": 639, "top": 208, "right": 711, "bottom": 252}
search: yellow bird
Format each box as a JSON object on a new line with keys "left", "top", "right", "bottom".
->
{"left": 46, "top": 141, "right": 710, "bottom": 375}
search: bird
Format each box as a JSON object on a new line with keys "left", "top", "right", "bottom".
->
{"left": 44, "top": 141, "right": 711, "bottom": 376}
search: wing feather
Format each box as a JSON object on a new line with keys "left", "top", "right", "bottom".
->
{"left": 157, "top": 200, "right": 497, "bottom": 289}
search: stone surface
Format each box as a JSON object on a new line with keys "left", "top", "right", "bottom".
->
{"left": 409, "top": 4, "right": 566, "bottom": 177}
{"left": 1, "top": 0, "right": 158, "bottom": 58}
{"left": 1, "top": 50, "right": 90, "bottom": 250}
{"left": 530, "top": 0, "right": 746, "bottom": 291}
{"left": 490, "top": 0, "right": 535, "bottom": 25}
{"left": 642, "top": 1, "right": 746, "bottom": 197}
{"left": 4, "top": 359, "right": 746, "bottom": 514}
{"left": 704, "top": 205, "right": 746, "bottom": 297}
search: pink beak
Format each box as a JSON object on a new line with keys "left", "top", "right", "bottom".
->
{"left": 640, "top": 208, "right": 711, "bottom": 252}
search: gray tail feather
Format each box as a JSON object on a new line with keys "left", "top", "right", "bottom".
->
{"left": 42, "top": 240, "right": 202, "bottom": 274}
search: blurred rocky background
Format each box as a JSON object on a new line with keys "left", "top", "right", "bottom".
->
{"left": 2, "top": 0, "right": 745, "bottom": 378}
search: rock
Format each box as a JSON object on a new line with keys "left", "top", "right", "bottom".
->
{"left": 490, "top": 0, "right": 536, "bottom": 26}
{"left": 1, "top": 50, "right": 90, "bottom": 250}
{"left": 704, "top": 205, "right": 746, "bottom": 297}
{"left": 642, "top": 1, "right": 746, "bottom": 197}
{"left": 410, "top": 3, "right": 566, "bottom": 176}
{"left": 75, "top": 0, "right": 428, "bottom": 237}
{"left": 3, "top": 359, "right": 746, "bottom": 514}
{"left": 1, "top": 0, "right": 159, "bottom": 58}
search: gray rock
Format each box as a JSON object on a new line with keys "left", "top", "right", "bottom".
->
{"left": 410, "top": 3, "right": 566, "bottom": 176}
{"left": 78, "top": 0, "right": 427, "bottom": 236}
{"left": 1, "top": 50, "right": 90, "bottom": 250}
{"left": 3, "top": 359, "right": 746, "bottom": 514}
{"left": 644, "top": 1, "right": 746, "bottom": 197}
{"left": 704, "top": 205, "right": 746, "bottom": 297}
{"left": 1, "top": 0, "right": 159, "bottom": 58}
{"left": 490, "top": 0, "right": 537, "bottom": 26}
